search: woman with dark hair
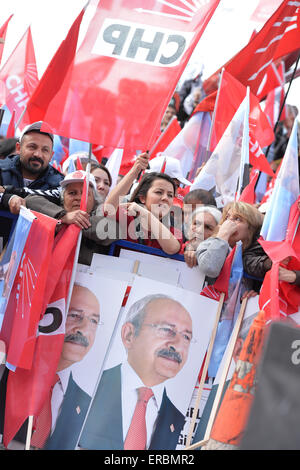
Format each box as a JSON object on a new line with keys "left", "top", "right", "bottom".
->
{"left": 105, "top": 162, "right": 182, "bottom": 254}
{"left": 90, "top": 162, "right": 112, "bottom": 202}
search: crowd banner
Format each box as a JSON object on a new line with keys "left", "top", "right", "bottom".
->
{"left": 185, "top": 291, "right": 225, "bottom": 448}
{"left": 30, "top": 0, "right": 221, "bottom": 150}
{"left": 185, "top": 296, "right": 248, "bottom": 450}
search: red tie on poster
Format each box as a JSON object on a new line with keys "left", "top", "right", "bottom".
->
{"left": 124, "top": 387, "right": 154, "bottom": 450}
{"left": 30, "top": 373, "right": 60, "bottom": 449}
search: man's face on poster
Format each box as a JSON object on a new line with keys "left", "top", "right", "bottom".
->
{"left": 59, "top": 285, "right": 100, "bottom": 370}
{"left": 122, "top": 298, "right": 193, "bottom": 387}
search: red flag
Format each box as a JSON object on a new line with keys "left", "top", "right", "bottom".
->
{"left": 3, "top": 223, "right": 81, "bottom": 447}
{"left": 149, "top": 116, "right": 182, "bottom": 159}
{"left": 0, "top": 27, "right": 38, "bottom": 128}
{"left": 3, "top": 177, "right": 88, "bottom": 445}
{"left": 34, "top": 0, "right": 220, "bottom": 149}
{"left": 264, "top": 62, "right": 287, "bottom": 127}
{"left": 260, "top": 161, "right": 282, "bottom": 205}
{"left": 259, "top": 198, "right": 300, "bottom": 321}
{"left": 0, "top": 212, "right": 57, "bottom": 370}
{"left": 192, "top": 91, "right": 217, "bottom": 114}
{"left": 238, "top": 169, "right": 260, "bottom": 204}
{"left": 251, "top": 0, "right": 283, "bottom": 24}
{"left": 249, "top": 136, "right": 275, "bottom": 176}
{"left": 5, "top": 109, "right": 16, "bottom": 138}
{"left": 26, "top": 7, "right": 85, "bottom": 125}
{"left": 210, "top": 70, "right": 274, "bottom": 151}
{"left": 76, "top": 156, "right": 84, "bottom": 171}
{"left": 256, "top": 59, "right": 283, "bottom": 101}
{"left": 0, "top": 15, "right": 13, "bottom": 65}
{"left": 201, "top": 247, "right": 237, "bottom": 301}
{"left": 203, "top": 0, "right": 300, "bottom": 96}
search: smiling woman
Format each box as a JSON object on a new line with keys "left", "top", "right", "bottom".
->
{"left": 103, "top": 150, "right": 183, "bottom": 254}
{"left": 117, "top": 171, "right": 183, "bottom": 254}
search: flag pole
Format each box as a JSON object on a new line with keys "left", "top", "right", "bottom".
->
{"left": 264, "top": 51, "right": 300, "bottom": 160}
{"left": 185, "top": 296, "right": 248, "bottom": 450}
{"left": 205, "top": 68, "right": 224, "bottom": 160}
{"left": 65, "top": 143, "right": 92, "bottom": 313}
{"left": 0, "top": 108, "right": 5, "bottom": 129}
{"left": 148, "top": 115, "right": 177, "bottom": 158}
{"left": 25, "top": 415, "right": 34, "bottom": 450}
{"left": 185, "top": 292, "right": 225, "bottom": 448}
{"left": 15, "top": 105, "right": 27, "bottom": 131}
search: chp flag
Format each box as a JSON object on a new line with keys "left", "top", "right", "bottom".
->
{"left": 0, "top": 27, "right": 39, "bottom": 128}
{"left": 203, "top": 0, "right": 300, "bottom": 97}
{"left": 35, "top": 0, "right": 220, "bottom": 149}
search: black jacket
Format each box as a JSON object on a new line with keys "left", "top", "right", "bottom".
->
{"left": 0, "top": 155, "right": 64, "bottom": 244}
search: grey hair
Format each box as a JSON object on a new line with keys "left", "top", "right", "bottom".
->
{"left": 191, "top": 205, "right": 222, "bottom": 225}
{"left": 60, "top": 183, "right": 104, "bottom": 211}
{"left": 125, "top": 294, "right": 175, "bottom": 336}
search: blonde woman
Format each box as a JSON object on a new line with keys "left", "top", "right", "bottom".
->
{"left": 196, "top": 201, "right": 266, "bottom": 287}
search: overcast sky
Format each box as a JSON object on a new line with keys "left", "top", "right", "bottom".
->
{"left": 1, "top": 0, "right": 299, "bottom": 116}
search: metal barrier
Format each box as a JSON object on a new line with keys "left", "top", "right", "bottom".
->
{"left": 108, "top": 239, "right": 185, "bottom": 261}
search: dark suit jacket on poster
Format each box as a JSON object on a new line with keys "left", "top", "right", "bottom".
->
{"left": 79, "top": 364, "right": 185, "bottom": 450}
{"left": 44, "top": 373, "right": 91, "bottom": 450}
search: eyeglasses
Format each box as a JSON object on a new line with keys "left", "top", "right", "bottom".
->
{"left": 67, "top": 310, "right": 103, "bottom": 329}
{"left": 143, "top": 323, "right": 195, "bottom": 344}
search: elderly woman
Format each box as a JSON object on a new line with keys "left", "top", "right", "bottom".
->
{"left": 182, "top": 205, "right": 222, "bottom": 268}
{"left": 25, "top": 170, "right": 118, "bottom": 265}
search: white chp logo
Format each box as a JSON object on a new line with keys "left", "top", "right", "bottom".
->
{"left": 92, "top": 18, "right": 194, "bottom": 67}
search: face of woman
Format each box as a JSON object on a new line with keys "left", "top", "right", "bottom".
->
{"left": 91, "top": 168, "right": 111, "bottom": 200}
{"left": 139, "top": 178, "right": 174, "bottom": 219}
{"left": 189, "top": 211, "right": 217, "bottom": 242}
{"left": 224, "top": 209, "right": 250, "bottom": 246}
{"left": 63, "top": 182, "right": 95, "bottom": 214}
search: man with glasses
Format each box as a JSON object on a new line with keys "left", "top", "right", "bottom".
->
{"left": 79, "top": 294, "right": 193, "bottom": 450}
{"left": 41, "top": 283, "right": 101, "bottom": 450}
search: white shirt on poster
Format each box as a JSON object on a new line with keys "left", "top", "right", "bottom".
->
{"left": 121, "top": 361, "right": 164, "bottom": 448}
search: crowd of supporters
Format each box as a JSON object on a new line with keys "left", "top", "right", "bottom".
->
{"left": 0, "top": 82, "right": 299, "bottom": 450}
{"left": 1, "top": 109, "right": 299, "bottom": 294}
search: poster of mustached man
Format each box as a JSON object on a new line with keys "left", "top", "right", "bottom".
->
{"left": 40, "top": 270, "right": 129, "bottom": 451}
{"left": 77, "top": 276, "right": 219, "bottom": 451}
